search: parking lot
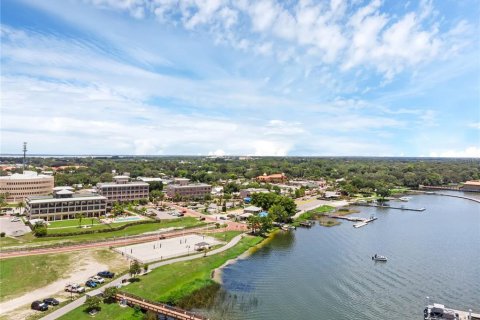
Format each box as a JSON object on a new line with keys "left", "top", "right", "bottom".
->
{"left": 114, "top": 234, "right": 222, "bottom": 264}
{"left": 0, "top": 217, "right": 31, "bottom": 236}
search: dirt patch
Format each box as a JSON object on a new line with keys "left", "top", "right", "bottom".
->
{"left": 0, "top": 248, "right": 128, "bottom": 318}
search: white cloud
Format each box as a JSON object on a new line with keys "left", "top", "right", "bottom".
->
{"left": 208, "top": 149, "right": 226, "bottom": 156}
{"left": 429, "top": 147, "right": 480, "bottom": 158}
{"left": 468, "top": 122, "right": 480, "bottom": 129}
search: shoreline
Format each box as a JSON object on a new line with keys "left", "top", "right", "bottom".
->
{"left": 211, "top": 230, "right": 280, "bottom": 284}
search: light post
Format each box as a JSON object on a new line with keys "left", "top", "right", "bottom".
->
{"left": 469, "top": 309, "right": 472, "bottom": 320}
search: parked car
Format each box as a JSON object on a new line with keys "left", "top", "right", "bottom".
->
{"left": 219, "top": 216, "right": 227, "bottom": 220}
{"left": 31, "top": 301, "right": 48, "bottom": 311}
{"left": 89, "top": 275, "right": 105, "bottom": 284}
{"left": 43, "top": 298, "right": 59, "bottom": 306}
{"left": 65, "top": 284, "right": 85, "bottom": 293}
{"left": 158, "top": 235, "right": 166, "bottom": 240}
{"left": 198, "top": 217, "right": 206, "bottom": 221}
{"left": 85, "top": 280, "right": 97, "bottom": 288}
{"left": 177, "top": 213, "right": 184, "bottom": 217}
{"left": 11, "top": 217, "right": 20, "bottom": 222}
{"left": 97, "top": 271, "right": 115, "bottom": 278}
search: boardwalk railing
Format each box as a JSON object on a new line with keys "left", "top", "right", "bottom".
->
{"left": 115, "top": 291, "right": 209, "bottom": 320}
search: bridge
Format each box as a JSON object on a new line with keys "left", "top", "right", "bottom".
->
{"left": 116, "top": 292, "right": 209, "bottom": 320}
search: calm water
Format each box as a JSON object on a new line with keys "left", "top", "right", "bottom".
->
{"left": 201, "top": 194, "right": 480, "bottom": 319}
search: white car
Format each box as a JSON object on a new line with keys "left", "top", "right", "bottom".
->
{"left": 11, "top": 217, "right": 20, "bottom": 222}
{"left": 65, "top": 284, "right": 85, "bottom": 293}
{"left": 89, "top": 275, "right": 105, "bottom": 284}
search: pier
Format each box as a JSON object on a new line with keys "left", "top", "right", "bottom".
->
{"left": 355, "top": 203, "right": 426, "bottom": 211}
{"left": 327, "top": 215, "right": 378, "bottom": 228}
{"left": 424, "top": 303, "right": 480, "bottom": 320}
{"left": 116, "top": 292, "right": 208, "bottom": 320}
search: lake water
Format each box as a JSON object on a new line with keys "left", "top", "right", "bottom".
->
{"left": 201, "top": 193, "right": 480, "bottom": 320}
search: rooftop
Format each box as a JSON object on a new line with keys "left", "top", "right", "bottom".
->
{"left": 0, "top": 171, "right": 53, "bottom": 180}
{"left": 28, "top": 193, "right": 107, "bottom": 203}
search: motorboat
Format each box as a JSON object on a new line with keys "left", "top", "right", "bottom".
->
{"left": 424, "top": 303, "right": 459, "bottom": 320}
{"left": 398, "top": 196, "right": 411, "bottom": 202}
{"left": 372, "top": 254, "right": 388, "bottom": 262}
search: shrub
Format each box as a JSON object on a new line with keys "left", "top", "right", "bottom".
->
{"left": 0, "top": 232, "right": 5, "bottom": 237}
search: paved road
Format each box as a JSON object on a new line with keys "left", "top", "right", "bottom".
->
{"left": 40, "top": 234, "right": 245, "bottom": 320}
{"left": 0, "top": 225, "right": 211, "bottom": 259}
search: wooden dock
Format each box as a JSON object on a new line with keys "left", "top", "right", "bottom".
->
{"left": 116, "top": 292, "right": 208, "bottom": 320}
{"left": 355, "top": 203, "right": 425, "bottom": 211}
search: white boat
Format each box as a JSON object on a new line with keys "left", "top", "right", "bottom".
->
{"left": 398, "top": 196, "right": 411, "bottom": 202}
{"left": 372, "top": 254, "right": 388, "bottom": 262}
{"left": 424, "top": 303, "right": 459, "bottom": 320}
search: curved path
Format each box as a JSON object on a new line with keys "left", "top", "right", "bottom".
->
{"left": 39, "top": 234, "right": 245, "bottom": 320}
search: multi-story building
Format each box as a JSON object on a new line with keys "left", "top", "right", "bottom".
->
{"left": 166, "top": 183, "right": 212, "bottom": 200}
{"left": 0, "top": 171, "right": 54, "bottom": 203}
{"left": 256, "top": 173, "right": 287, "bottom": 183}
{"left": 26, "top": 188, "right": 107, "bottom": 221}
{"left": 96, "top": 176, "right": 149, "bottom": 206}
{"left": 239, "top": 188, "right": 270, "bottom": 198}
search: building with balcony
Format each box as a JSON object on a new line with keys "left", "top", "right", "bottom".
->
{"left": 166, "top": 183, "right": 212, "bottom": 200}
{"left": 256, "top": 173, "right": 287, "bottom": 183}
{"left": 0, "top": 171, "right": 54, "bottom": 203}
{"left": 26, "top": 188, "right": 107, "bottom": 221}
{"left": 96, "top": 176, "right": 149, "bottom": 206}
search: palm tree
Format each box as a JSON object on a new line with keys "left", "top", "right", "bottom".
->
{"left": 75, "top": 212, "right": 85, "bottom": 227}
{"left": 17, "top": 201, "right": 25, "bottom": 215}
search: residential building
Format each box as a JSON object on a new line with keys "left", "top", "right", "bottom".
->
{"left": 243, "top": 205, "right": 262, "bottom": 214}
{"left": 96, "top": 175, "right": 149, "bottom": 206}
{"left": 462, "top": 180, "right": 480, "bottom": 192}
{"left": 166, "top": 183, "right": 212, "bottom": 200}
{"left": 0, "top": 171, "right": 54, "bottom": 203}
{"left": 239, "top": 188, "right": 270, "bottom": 198}
{"left": 256, "top": 173, "right": 287, "bottom": 183}
{"left": 26, "top": 189, "right": 107, "bottom": 221}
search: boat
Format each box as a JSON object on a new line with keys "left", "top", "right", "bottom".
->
{"left": 299, "top": 221, "right": 313, "bottom": 228}
{"left": 398, "top": 196, "right": 411, "bottom": 202}
{"left": 372, "top": 254, "right": 387, "bottom": 262}
{"left": 424, "top": 303, "right": 459, "bottom": 320}
{"left": 353, "top": 221, "right": 368, "bottom": 228}
{"left": 281, "top": 225, "right": 289, "bottom": 231}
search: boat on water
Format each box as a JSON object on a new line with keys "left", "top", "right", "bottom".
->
{"left": 398, "top": 196, "right": 412, "bottom": 202}
{"left": 372, "top": 254, "right": 387, "bottom": 262}
{"left": 424, "top": 303, "right": 459, "bottom": 320}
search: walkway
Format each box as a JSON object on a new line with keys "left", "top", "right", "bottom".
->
{"left": 39, "top": 234, "right": 244, "bottom": 320}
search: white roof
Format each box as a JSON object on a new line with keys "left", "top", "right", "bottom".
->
{"left": 0, "top": 171, "right": 52, "bottom": 180}
{"left": 53, "top": 186, "right": 74, "bottom": 191}
{"left": 244, "top": 205, "right": 262, "bottom": 211}
{"left": 55, "top": 189, "right": 74, "bottom": 195}
{"left": 28, "top": 194, "right": 107, "bottom": 204}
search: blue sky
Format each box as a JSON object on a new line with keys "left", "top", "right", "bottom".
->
{"left": 1, "top": 0, "right": 479, "bottom": 156}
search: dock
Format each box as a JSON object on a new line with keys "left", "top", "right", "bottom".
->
{"left": 355, "top": 203, "right": 425, "bottom": 211}
{"left": 299, "top": 221, "right": 314, "bottom": 228}
{"left": 424, "top": 303, "right": 480, "bottom": 320}
{"left": 327, "top": 215, "right": 378, "bottom": 228}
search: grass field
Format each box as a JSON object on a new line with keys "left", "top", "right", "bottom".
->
{"left": 56, "top": 301, "right": 144, "bottom": 320}
{"left": 123, "top": 235, "right": 262, "bottom": 304}
{"left": 1, "top": 218, "right": 205, "bottom": 248}
{"left": 48, "top": 218, "right": 101, "bottom": 228}
{"left": 0, "top": 236, "right": 22, "bottom": 247}
{"left": 210, "top": 230, "right": 243, "bottom": 242}
{"left": 0, "top": 253, "right": 72, "bottom": 302}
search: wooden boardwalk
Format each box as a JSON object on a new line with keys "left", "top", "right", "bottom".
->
{"left": 116, "top": 292, "right": 209, "bottom": 320}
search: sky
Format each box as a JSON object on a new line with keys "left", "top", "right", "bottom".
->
{"left": 0, "top": 0, "right": 479, "bottom": 157}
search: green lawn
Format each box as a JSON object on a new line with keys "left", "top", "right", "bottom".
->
{"left": 210, "top": 231, "right": 243, "bottom": 242}
{"left": 0, "top": 253, "right": 72, "bottom": 302}
{"left": 56, "top": 301, "right": 144, "bottom": 320}
{"left": 295, "top": 205, "right": 335, "bottom": 224}
{"left": 0, "top": 218, "right": 206, "bottom": 249}
{"left": 0, "top": 236, "right": 22, "bottom": 247}
{"left": 123, "top": 235, "right": 262, "bottom": 304}
{"left": 48, "top": 218, "right": 101, "bottom": 228}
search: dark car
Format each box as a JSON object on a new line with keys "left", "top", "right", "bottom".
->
{"left": 85, "top": 280, "right": 97, "bottom": 288}
{"left": 43, "top": 298, "right": 59, "bottom": 306}
{"left": 31, "top": 301, "right": 48, "bottom": 311}
{"left": 177, "top": 213, "right": 184, "bottom": 217}
{"left": 97, "top": 271, "right": 115, "bottom": 278}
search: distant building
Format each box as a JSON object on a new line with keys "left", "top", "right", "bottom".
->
{"left": 173, "top": 178, "right": 191, "bottom": 186}
{"left": 166, "top": 183, "right": 212, "bottom": 200}
{"left": 96, "top": 176, "right": 149, "bottom": 206}
{"left": 239, "top": 188, "right": 270, "bottom": 198}
{"left": 256, "top": 173, "right": 287, "bottom": 183}
{"left": 243, "top": 205, "right": 262, "bottom": 214}
{"left": 462, "top": 180, "right": 480, "bottom": 192}
{"left": 136, "top": 177, "right": 172, "bottom": 185}
{"left": 0, "top": 171, "right": 54, "bottom": 203}
{"left": 26, "top": 189, "right": 107, "bottom": 221}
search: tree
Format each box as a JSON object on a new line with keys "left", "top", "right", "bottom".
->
{"left": 376, "top": 186, "right": 391, "bottom": 201}
{"left": 17, "top": 201, "right": 25, "bottom": 215}
{"left": 112, "top": 203, "right": 125, "bottom": 216}
{"left": 32, "top": 223, "right": 47, "bottom": 237}
{"left": 143, "top": 263, "right": 149, "bottom": 273}
{"left": 129, "top": 260, "right": 142, "bottom": 278}
{"left": 85, "top": 295, "right": 102, "bottom": 312}
{"left": 247, "top": 215, "right": 262, "bottom": 234}
{"left": 75, "top": 212, "right": 85, "bottom": 227}
{"left": 0, "top": 194, "right": 7, "bottom": 209}
{"left": 268, "top": 204, "right": 288, "bottom": 223}
{"left": 103, "top": 287, "right": 118, "bottom": 304}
